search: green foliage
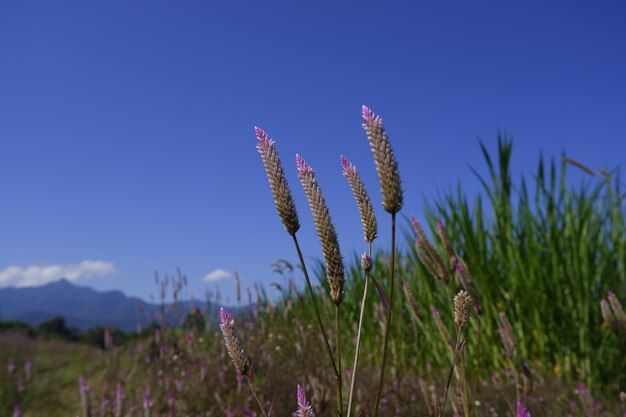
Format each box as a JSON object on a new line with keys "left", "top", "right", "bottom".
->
{"left": 428, "top": 136, "right": 624, "bottom": 388}
{"left": 313, "top": 136, "right": 625, "bottom": 395}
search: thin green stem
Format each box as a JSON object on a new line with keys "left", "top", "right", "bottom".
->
{"left": 346, "top": 243, "right": 372, "bottom": 417}
{"left": 336, "top": 304, "right": 343, "bottom": 417}
{"left": 248, "top": 379, "right": 268, "bottom": 417}
{"left": 292, "top": 234, "right": 339, "bottom": 377}
{"left": 373, "top": 213, "right": 397, "bottom": 417}
{"left": 437, "top": 328, "right": 462, "bottom": 417}
{"left": 460, "top": 356, "right": 471, "bottom": 417}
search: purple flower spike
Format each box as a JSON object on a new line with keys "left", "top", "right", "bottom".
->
{"left": 296, "top": 384, "right": 315, "bottom": 417}
{"left": 143, "top": 391, "right": 152, "bottom": 410}
{"left": 254, "top": 126, "right": 272, "bottom": 148}
{"left": 79, "top": 376, "right": 89, "bottom": 395}
{"left": 7, "top": 359, "right": 16, "bottom": 374}
{"left": 12, "top": 404, "right": 21, "bottom": 417}
{"left": 361, "top": 105, "right": 377, "bottom": 127}
{"left": 517, "top": 401, "right": 531, "bottom": 417}
{"left": 115, "top": 384, "right": 124, "bottom": 415}
{"left": 220, "top": 307, "right": 230, "bottom": 326}
{"left": 340, "top": 155, "right": 353, "bottom": 174}
{"left": 296, "top": 154, "right": 313, "bottom": 175}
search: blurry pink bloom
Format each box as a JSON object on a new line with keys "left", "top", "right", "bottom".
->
{"left": 79, "top": 376, "right": 89, "bottom": 396}
{"left": 516, "top": 401, "right": 531, "bottom": 417}
{"left": 115, "top": 384, "right": 124, "bottom": 416}
{"left": 8, "top": 359, "right": 16, "bottom": 374}
{"left": 143, "top": 391, "right": 152, "bottom": 410}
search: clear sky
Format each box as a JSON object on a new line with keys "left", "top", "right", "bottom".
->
{"left": 1, "top": 1, "right": 625, "bottom": 304}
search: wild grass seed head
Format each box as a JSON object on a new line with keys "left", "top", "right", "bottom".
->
{"left": 361, "top": 105, "right": 403, "bottom": 214}
{"left": 430, "top": 305, "right": 452, "bottom": 347}
{"left": 361, "top": 252, "right": 373, "bottom": 274}
{"left": 79, "top": 376, "right": 92, "bottom": 417}
{"left": 341, "top": 155, "right": 377, "bottom": 243}
{"left": 296, "top": 154, "right": 345, "bottom": 305}
{"left": 411, "top": 216, "right": 448, "bottom": 283}
{"left": 436, "top": 219, "right": 456, "bottom": 261}
{"left": 402, "top": 280, "right": 421, "bottom": 321}
{"left": 600, "top": 298, "right": 618, "bottom": 333}
{"left": 296, "top": 384, "right": 315, "bottom": 417}
{"left": 255, "top": 127, "right": 301, "bottom": 236}
{"left": 607, "top": 291, "right": 626, "bottom": 333}
{"left": 498, "top": 312, "right": 517, "bottom": 358}
{"left": 219, "top": 308, "right": 251, "bottom": 375}
{"left": 454, "top": 258, "right": 483, "bottom": 315}
{"left": 453, "top": 290, "right": 472, "bottom": 330}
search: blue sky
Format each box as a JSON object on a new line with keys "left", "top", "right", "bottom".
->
{"left": 1, "top": 1, "right": 625, "bottom": 304}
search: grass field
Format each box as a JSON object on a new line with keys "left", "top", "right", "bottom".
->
{"left": 1, "top": 133, "right": 624, "bottom": 416}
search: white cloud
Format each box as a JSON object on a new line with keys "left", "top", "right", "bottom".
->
{"left": 202, "top": 268, "right": 232, "bottom": 282}
{"left": 0, "top": 260, "right": 117, "bottom": 288}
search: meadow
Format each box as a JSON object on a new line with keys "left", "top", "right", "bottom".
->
{"left": 1, "top": 107, "right": 624, "bottom": 416}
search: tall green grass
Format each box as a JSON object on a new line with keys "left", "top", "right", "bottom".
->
{"left": 297, "top": 136, "right": 624, "bottom": 394}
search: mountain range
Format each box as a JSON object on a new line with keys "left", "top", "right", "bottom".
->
{"left": 0, "top": 279, "right": 224, "bottom": 332}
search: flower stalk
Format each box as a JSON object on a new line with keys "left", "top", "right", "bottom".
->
{"left": 362, "top": 105, "right": 403, "bottom": 417}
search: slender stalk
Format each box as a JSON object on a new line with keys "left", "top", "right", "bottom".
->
{"left": 346, "top": 243, "right": 372, "bottom": 417}
{"left": 438, "top": 355, "right": 457, "bottom": 417}
{"left": 336, "top": 304, "right": 343, "bottom": 417}
{"left": 438, "top": 328, "right": 462, "bottom": 417}
{"left": 292, "top": 233, "right": 339, "bottom": 376}
{"left": 460, "top": 356, "right": 471, "bottom": 417}
{"left": 373, "top": 213, "right": 397, "bottom": 417}
{"left": 248, "top": 379, "right": 269, "bottom": 417}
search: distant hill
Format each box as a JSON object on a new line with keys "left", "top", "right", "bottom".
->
{"left": 0, "top": 279, "right": 233, "bottom": 332}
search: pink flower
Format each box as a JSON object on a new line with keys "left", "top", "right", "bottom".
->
{"left": 295, "top": 154, "right": 313, "bottom": 175}
{"left": 79, "top": 376, "right": 89, "bottom": 396}
{"left": 7, "top": 359, "right": 16, "bottom": 374}
{"left": 517, "top": 401, "right": 531, "bottom": 417}
{"left": 143, "top": 391, "right": 152, "bottom": 410}
{"left": 296, "top": 385, "right": 315, "bottom": 417}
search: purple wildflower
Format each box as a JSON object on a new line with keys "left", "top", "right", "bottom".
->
{"left": 143, "top": 391, "right": 152, "bottom": 410}
{"left": 8, "top": 359, "right": 16, "bottom": 374}
{"left": 115, "top": 384, "right": 124, "bottom": 417}
{"left": 296, "top": 384, "right": 315, "bottom": 417}
{"left": 219, "top": 307, "right": 250, "bottom": 375}
{"left": 516, "top": 401, "right": 531, "bottom": 417}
